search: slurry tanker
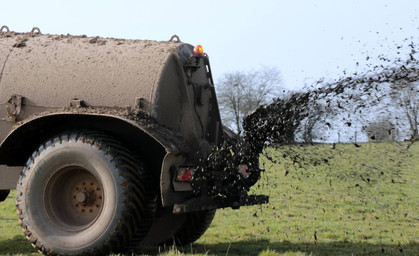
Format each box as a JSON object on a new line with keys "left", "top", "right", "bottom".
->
{"left": 0, "top": 26, "right": 267, "bottom": 255}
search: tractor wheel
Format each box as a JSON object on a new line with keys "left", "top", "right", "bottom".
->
{"left": 141, "top": 207, "right": 216, "bottom": 247}
{"left": 16, "top": 131, "right": 155, "bottom": 255}
{"left": 0, "top": 190, "right": 10, "bottom": 202}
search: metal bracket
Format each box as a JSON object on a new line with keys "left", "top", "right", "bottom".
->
{"left": 31, "top": 27, "right": 41, "bottom": 35}
{"left": 6, "top": 94, "right": 23, "bottom": 122}
{"left": 194, "top": 82, "right": 211, "bottom": 105}
{"left": 70, "top": 98, "right": 84, "bottom": 108}
{"left": 135, "top": 97, "right": 145, "bottom": 109}
{"left": 169, "top": 35, "right": 181, "bottom": 42}
{"left": 0, "top": 25, "right": 10, "bottom": 33}
{"left": 172, "top": 194, "right": 269, "bottom": 214}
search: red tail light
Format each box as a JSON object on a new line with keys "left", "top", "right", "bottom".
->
{"left": 176, "top": 167, "right": 194, "bottom": 181}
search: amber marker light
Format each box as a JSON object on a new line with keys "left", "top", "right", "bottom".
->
{"left": 193, "top": 45, "right": 205, "bottom": 57}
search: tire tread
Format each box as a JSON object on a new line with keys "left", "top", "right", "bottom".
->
{"left": 16, "top": 130, "right": 155, "bottom": 255}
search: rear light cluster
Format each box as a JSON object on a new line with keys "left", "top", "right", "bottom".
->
{"left": 176, "top": 167, "right": 195, "bottom": 182}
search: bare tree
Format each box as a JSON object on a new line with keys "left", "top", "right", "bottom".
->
{"left": 391, "top": 80, "right": 419, "bottom": 142}
{"left": 364, "top": 116, "right": 396, "bottom": 142}
{"left": 216, "top": 66, "right": 282, "bottom": 134}
{"left": 300, "top": 101, "right": 326, "bottom": 143}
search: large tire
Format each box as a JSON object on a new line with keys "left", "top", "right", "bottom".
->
{"left": 170, "top": 209, "right": 216, "bottom": 246}
{"left": 141, "top": 207, "right": 216, "bottom": 247}
{"left": 0, "top": 190, "right": 10, "bottom": 202}
{"left": 16, "top": 131, "right": 155, "bottom": 255}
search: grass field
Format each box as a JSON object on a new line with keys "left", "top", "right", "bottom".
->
{"left": 0, "top": 142, "right": 418, "bottom": 255}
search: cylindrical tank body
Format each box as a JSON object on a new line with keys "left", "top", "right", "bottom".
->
{"left": 0, "top": 32, "right": 185, "bottom": 111}
{"left": 0, "top": 31, "right": 221, "bottom": 147}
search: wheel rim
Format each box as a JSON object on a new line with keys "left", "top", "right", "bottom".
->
{"left": 44, "top": 166, "right": 104, "bottom": 232}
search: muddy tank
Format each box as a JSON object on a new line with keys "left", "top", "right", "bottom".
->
{"left": 0, "top": 26, "right": 267, "bottom": 255}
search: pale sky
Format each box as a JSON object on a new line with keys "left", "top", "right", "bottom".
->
{"left": 1, "top": 0, "right": 418, "bottom": 89}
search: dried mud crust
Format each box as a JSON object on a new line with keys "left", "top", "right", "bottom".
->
{"left": 0, "top": 30, "right": 187, "bottom": 111}
{"left": 15, "top": 131, "right": 156, "bottom": 256}
{"left": 0, "top": 30, "right": 181, "bottom": 45}
{"left": 11, "top": 107, "right": 190, "bottom": 153}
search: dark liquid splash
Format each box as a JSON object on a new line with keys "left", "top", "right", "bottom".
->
{"left": 193, "top": 42, "right": 419, "bottom": 203}
{"left": 245, "top": 42, "right": 419, "bottom": 146}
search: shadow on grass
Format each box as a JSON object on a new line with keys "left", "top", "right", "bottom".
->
{"left": 138, "top": 239, "right": 419, "bottom": 256}
{"left": 2, "top": 236, "right": 418, "bottom": 255}
{"left": 0, "top": 235, "right": 37, "bottom": 255}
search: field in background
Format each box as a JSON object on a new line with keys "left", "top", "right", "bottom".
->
{"left": 0, "top": 142, "right": 418, "bottom": 256}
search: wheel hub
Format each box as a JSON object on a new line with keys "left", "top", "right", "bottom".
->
{"left": 72, "top": 180, "right": 102, "bottom": 214}
{"left": 44, "top": 167, "right": 104, "bottom": 230}
{"left": 75, "top": 191, "right": 87, "bottom": 203}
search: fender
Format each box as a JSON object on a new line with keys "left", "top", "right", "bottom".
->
{"left": 0, "top": 109, "right": 192, "bottom": 203}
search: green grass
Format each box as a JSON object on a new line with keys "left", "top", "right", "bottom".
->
{"left": 1, "top": 142, "right": 418, "bottom": 255}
